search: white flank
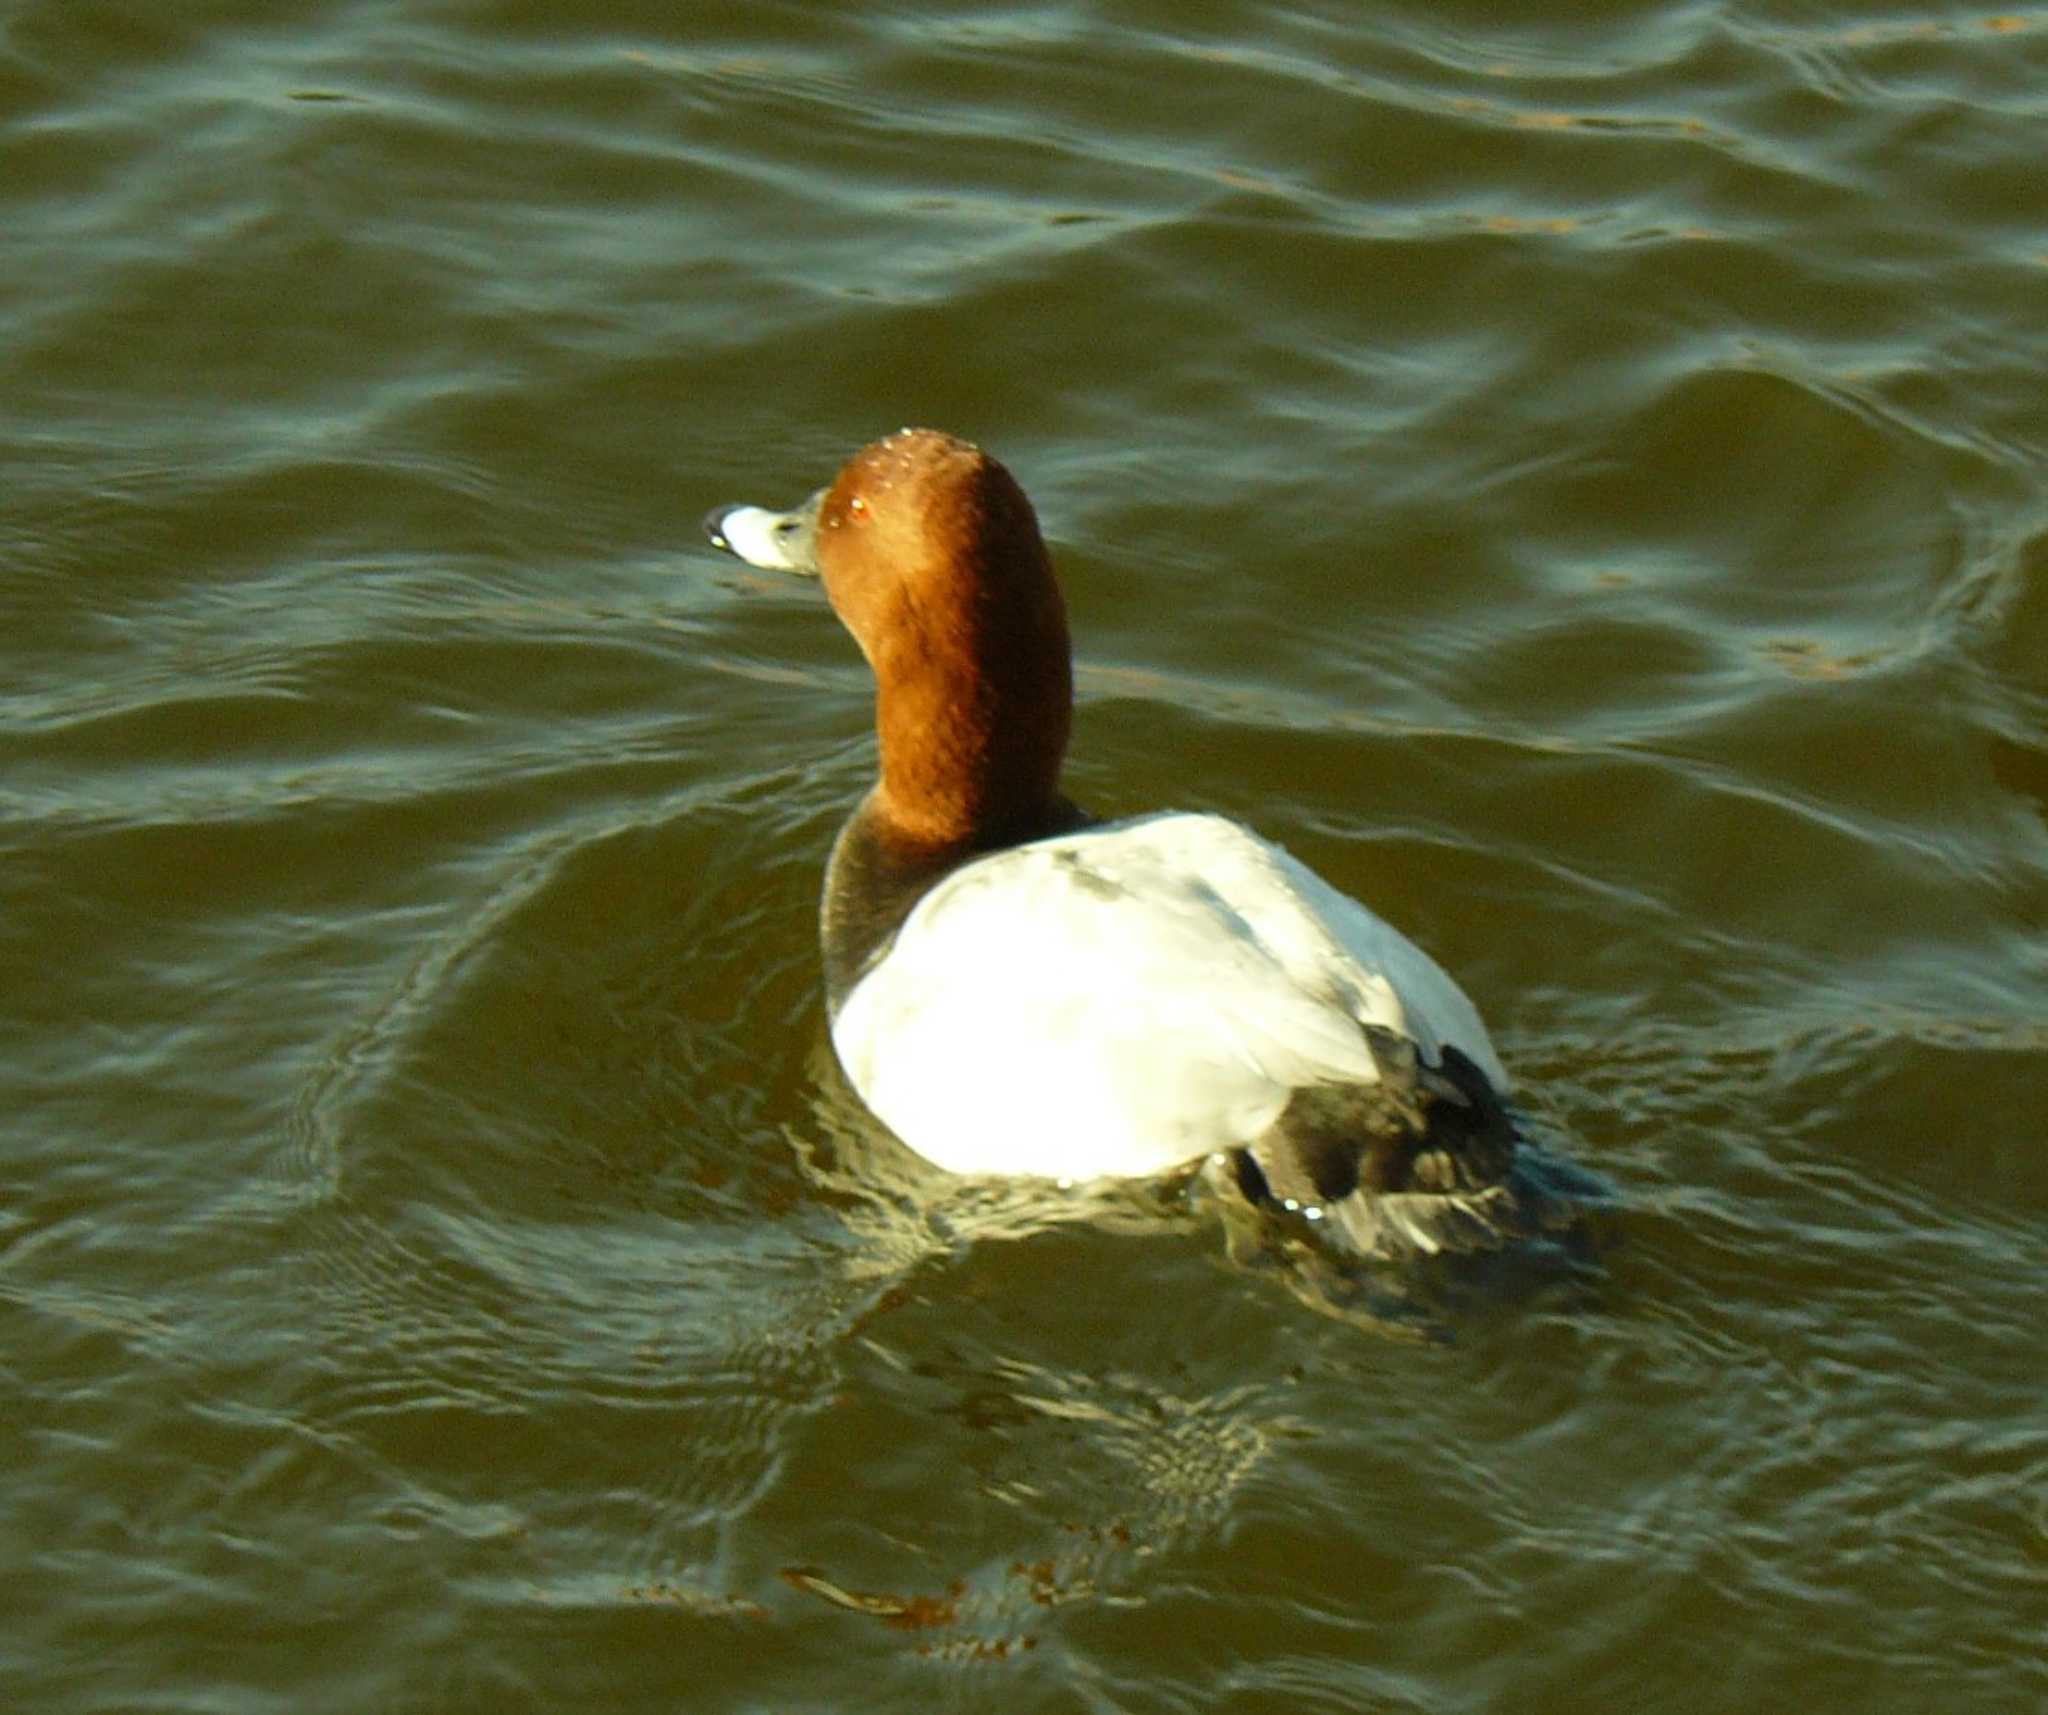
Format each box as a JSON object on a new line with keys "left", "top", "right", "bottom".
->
{"left": 830, "top": 812, "right": 1504, "bottom": 1180}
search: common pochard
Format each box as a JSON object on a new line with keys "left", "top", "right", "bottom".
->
{"left": 706, "top": 429, "right": 1559, "bottom": 1257}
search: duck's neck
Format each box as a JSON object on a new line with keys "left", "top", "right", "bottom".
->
{"left": 825, "top": 677, "right": 1087, "bottom": 1014}
{"left": 867, "top": 554, "right": 1077, "bottom": 856}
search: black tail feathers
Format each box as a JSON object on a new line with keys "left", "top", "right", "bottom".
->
{"left": 1233, "top": 1033, "right": 1596, "bottom": 1259}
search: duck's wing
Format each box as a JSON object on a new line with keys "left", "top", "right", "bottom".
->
{"left": 1176, "top": 816, "right": 1508, "bottom": 1091}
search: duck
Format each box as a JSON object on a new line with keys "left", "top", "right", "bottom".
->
{"left": 705, "top": 428, "right": 1558, "bottom": 1258}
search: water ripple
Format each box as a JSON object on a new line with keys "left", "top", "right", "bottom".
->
{"left": 6, "top": 0, "right": 2047, "bottom": 1708}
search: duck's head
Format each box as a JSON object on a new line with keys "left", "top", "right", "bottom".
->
{"left": 706, "top": 429, "right": 1074, "bottom": 851}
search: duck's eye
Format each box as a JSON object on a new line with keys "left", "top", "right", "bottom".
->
{"left": 775, "top": 519, "right": 798, "bottom": 537}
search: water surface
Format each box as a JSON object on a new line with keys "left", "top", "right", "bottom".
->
{"left": 5, "top": 2, "right": 2046, "bottom": 1710}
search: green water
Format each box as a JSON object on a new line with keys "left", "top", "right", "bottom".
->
{"left": 4, "top": 2, "right": 2046, "bottom": 1710}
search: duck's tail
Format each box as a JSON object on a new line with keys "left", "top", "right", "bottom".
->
{"left": 1232, "top": 1030, "right": 1595, "bottom": 1259}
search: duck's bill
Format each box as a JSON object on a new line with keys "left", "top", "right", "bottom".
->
{"left": 702, "top": 489, "right": 825, "bottom": 574}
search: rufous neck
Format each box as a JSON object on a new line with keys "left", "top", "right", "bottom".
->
{"left": 867, "top": 569, "right": 1073, "bottom": 853}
